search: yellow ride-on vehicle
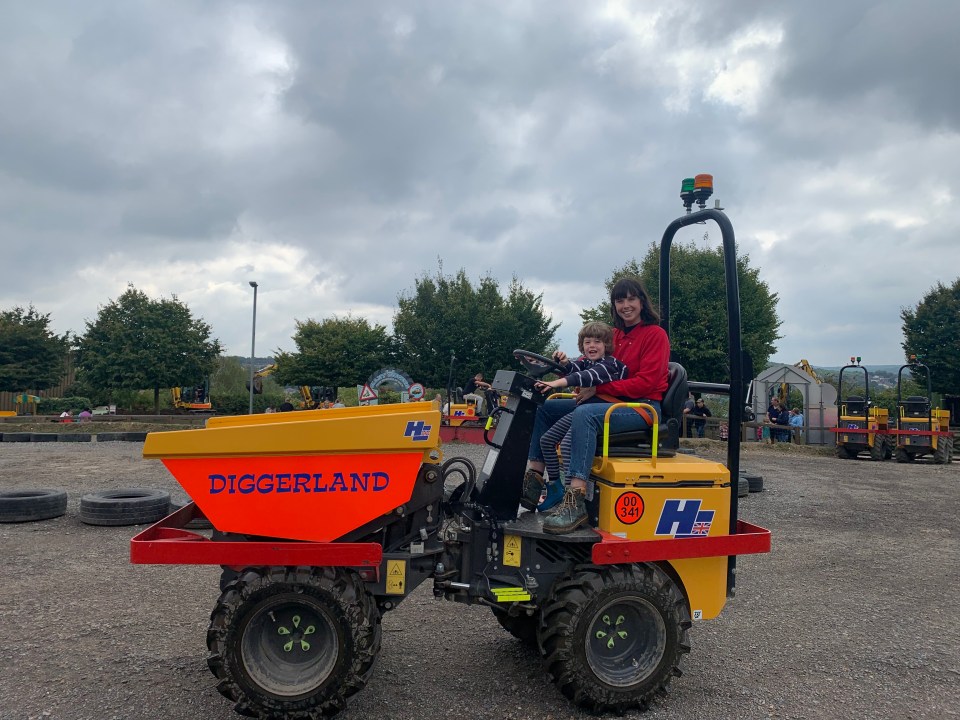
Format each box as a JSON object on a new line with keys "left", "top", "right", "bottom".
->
{"left": 443, "top": 353, "right": 502, "bottom": 427}
{"left": 830, "top": 359, "right": 891, "bottom": 460}
{"left": 891, "top": 357, "right": 953, "bottom": 463}
{"left": 131, "top": 177, "right": 770, "bottom": 718}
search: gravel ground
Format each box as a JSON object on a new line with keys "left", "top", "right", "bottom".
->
{"left": 1, "top": 438, "right": 958, "bottom": 720}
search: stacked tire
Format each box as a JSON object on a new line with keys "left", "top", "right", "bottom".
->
{"left": 80, "top": 489, "right": 170, "bottom": 526}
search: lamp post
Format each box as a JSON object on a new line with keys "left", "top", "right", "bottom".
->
{"left": 248, "top": 281, "right": 258, "bottom": 414}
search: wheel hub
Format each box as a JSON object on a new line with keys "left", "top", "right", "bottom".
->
{"left": 585, "top": 596, "right": 666, "bottom": 688}
{"left": 240, "top": 597, "right": 339, "bottom": 698}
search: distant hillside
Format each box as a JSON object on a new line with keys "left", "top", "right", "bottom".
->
{"left": 225, "top": 355, "right": 275, "bottom": 368}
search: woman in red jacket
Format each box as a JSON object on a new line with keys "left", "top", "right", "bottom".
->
{"left": 521, "top": 277, "right": 670, "bottom": 533}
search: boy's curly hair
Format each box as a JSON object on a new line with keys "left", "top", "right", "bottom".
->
{"left": 578, "top": 321, "right": 614, "bottom": 354}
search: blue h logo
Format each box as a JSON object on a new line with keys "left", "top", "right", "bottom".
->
{"left": 404, "top": 420, "right": 431, "bottom": 441}
{"left": 655, "top": 500, "right": 715, "bottom": 538}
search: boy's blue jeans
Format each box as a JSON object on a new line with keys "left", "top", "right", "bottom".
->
{"left": 528, "top": 398, "right": 661, "bottom": 481}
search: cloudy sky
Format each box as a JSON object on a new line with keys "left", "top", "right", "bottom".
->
{"left": 2, "top": 1, "right": 957, "bottom": 370}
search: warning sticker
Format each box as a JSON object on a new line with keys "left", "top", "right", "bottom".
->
{"left": 386, "top": 559, "right": 406, "bottom": 595}
{"left": 503, "top": 534, "right": 521, "bottom": 567}
{"left": 614, "top": 491, "right": 644, "bottom": 525}
{"left": 491, "top": 586, "right": 531, "bottom": 602}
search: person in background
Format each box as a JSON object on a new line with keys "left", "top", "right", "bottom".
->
{"left": 682, "top": 392, "right": 696, "bottom": 437}
{"left": 790, "top": 407, "right": 804, "bottom": 443}
{"left": 689, "top": 397, "right": 712, "bottom": 438}
{"left": 463, "top": 372, "right": 492, "bottom": 415}
{"left": 333, "top": 398, "right": 345, "bottom": 408}
{"left": 78, "top": 407, "right": 92, "bottom": 421}
{"left": 766, "top": 397, "right": 785, "bottom": 443}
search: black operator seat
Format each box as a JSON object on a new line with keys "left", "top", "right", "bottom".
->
{"left": 844, "top": 396, "right": 866, "bottom": 416}
{"left": 903, "top": 395, "right": 930, "bottom": 417}
{"left": 601, "top": 362, "right": 688, "bottom": 459}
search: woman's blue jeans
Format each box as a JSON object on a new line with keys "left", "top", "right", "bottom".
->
{"left": 528, "top": 398, "right": 661, "bottom": 481}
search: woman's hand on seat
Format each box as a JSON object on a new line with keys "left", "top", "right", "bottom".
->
{"left": 576, "top": 386, "right": 596, "bottom": 404}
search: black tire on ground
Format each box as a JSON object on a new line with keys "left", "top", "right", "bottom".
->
{"left": 742, "top": 473, "right": 764, "bottom": 493}
{"left": 2, "top": 433, "right": 33, "bottom": 443}
{"left": 869, "top": 437, "right": 886, "bottom": 461}
{"left": 29, "top": 433, "right": 58, "bottom": 443}
{"left": 884, "top": 440, "right": 893, "bottom": 460}
{"left": 57, "top": 433, "right": 92, "bottom": 442}
{"left": 895, "top": 448, "right": 913, "bottom": 463}
{"left": 95, "top": 432, "right": 127, "bottom": 442}
{"left": 538, "top": 563, "right": 690, "bottom": 713}
{"left": 738, "top": 476, "right": 749, "bottom": 498}
{"left": 207, "top": 566, "right": 381, "bottom": 718}
{"left": 79, "top": 488, "right": 170, "bottom": 526}
{"left": 492, "top": 608, "right": 540, "bottom": 645}
{"left": 0, "top": 489, "right": 69, "bottom": 523}
{"left": 835, "top": 444, "right": 853, "bottom": 460}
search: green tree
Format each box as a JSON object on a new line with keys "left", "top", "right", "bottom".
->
{"left": 76, "top": 286, "right": 222, "bottom": 413}
{"left": 0, "top": 305, "right": 70, "bottom": 392}
{"left": 582, "top": 243, "right": 781, "bottom": 383}
{"left": 392, "top": 268, "right": 558, "bottom": 387}
{"left": 273, "top": 316, "right": 395, "bottom": 395}
{"left": 900, "top": 278, "right": 960, "bottom": 394}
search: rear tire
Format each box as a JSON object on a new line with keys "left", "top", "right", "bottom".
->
{"left": 0, "top": 489, "right": 68, "bottom": 523}
{"left": 895, "top": 448, "right": 913, "bottom": 463}
{"left": 933, "top": 437, "right": 950, "bottom": 464}
{"left": 835, "top": 444, "right": 853, "bottom": 460}
{"left": 538, "top": 564, "right": 690, "bottom": 713}
{"left": 869, "top": 437, "right": 886, "bottom": 461}
{"left": 207, "top": 566, "right": 381, "bottom": 718}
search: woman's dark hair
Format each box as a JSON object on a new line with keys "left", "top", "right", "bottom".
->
{"left": 609, "top": 277, "right": 660, "bottom": 330}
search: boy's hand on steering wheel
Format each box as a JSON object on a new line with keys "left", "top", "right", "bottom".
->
{"left": 536, "top": 378, "right": 565, "bottom": 393}
{"left": 552, "top": 350, "right": 569, "bottom": 366}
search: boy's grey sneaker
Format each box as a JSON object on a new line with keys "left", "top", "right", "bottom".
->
{"left": 542, "top": 488, "right": 588, "bottom": 534}
{"left": 520, "top": 469, "right": 545, "bottom": 510}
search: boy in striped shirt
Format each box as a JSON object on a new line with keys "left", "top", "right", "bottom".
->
{"left": 530, "top": 321, "right": 628, "bottom": 511}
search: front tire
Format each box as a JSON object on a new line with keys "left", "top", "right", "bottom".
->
{"left": 538, "top": 564, "right": 690, "bottom": 713}
{"left": 207, "top": 566, "right": 381, "bottom": 718}
{"left": 835, "top": 444, "right": 853, "bottom": 460}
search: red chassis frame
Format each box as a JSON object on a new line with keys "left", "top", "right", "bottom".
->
{"left": 132, "top": 503, "right": 770, "bottom": 570}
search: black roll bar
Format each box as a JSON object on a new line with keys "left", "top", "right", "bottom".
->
{"left": 658, "top": 208, "right": 742, "bottom": 596}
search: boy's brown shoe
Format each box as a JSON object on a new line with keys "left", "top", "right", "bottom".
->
{"left": 519, "top": 469, "right": 545, "bottom": 510}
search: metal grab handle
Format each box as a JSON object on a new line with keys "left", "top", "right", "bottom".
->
{"left": 483, "top": 406, "right": 513, "bottom": 448}
{"left": 601, "top": 402, "right": 660, "bottom": 464}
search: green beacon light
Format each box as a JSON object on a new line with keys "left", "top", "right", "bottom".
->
{"left": 680, "top": 178, "right": 696, "bottom": 211}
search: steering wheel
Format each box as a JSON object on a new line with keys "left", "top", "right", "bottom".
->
{"left": 513, "top": 349, "right": 567, "bottom": 379}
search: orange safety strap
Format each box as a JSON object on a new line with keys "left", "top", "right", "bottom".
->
{"left": 597, "top": 394, "right": 654, "bottom": 425}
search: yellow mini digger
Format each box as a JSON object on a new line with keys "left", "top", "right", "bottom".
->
{"left": 891, "top": 357, "right": 953, "bottom": 463}
{"left": 830, "top": 359, "right": 891, "bottom": 460}
{"left": 131, "top": 176, "right": 769, "bottom": 718}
